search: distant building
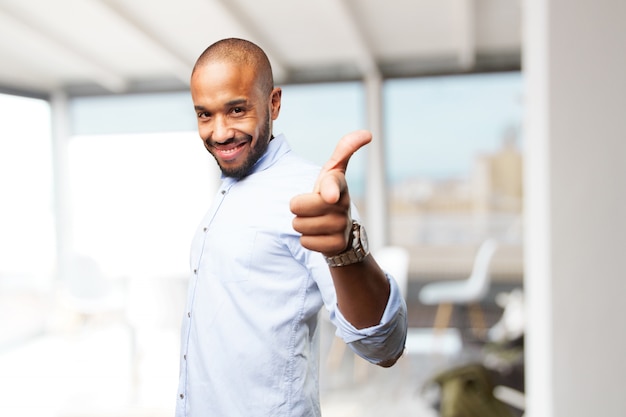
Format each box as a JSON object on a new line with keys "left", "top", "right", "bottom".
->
{"left": 389, "top": 128, "right": 524, "bottom": 246}
{"left": 472, "top": 129, "right": 523, "bottom": 213}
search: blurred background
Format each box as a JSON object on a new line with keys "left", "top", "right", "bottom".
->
{"left": 1, "top": 1, "right": 624, "bottom": 416}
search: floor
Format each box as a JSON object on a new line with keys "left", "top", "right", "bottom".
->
{"left": 0, "top": 282, "right": 520, "bottom": 417}
{"left": 317, "top": 282, "right": 517, "bottom": 417}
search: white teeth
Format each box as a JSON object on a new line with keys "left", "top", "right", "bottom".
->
{"left": 222, "top": 148, "right": 237, "bottom": 154}
{"left": 218, "top": 143, "right": 244, "bottom": 155}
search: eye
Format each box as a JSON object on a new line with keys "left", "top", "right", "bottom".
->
{"left": 231, "top": 107, "right": 245, "bottom": 116}
{"left": 197, "top": 111, "right": 211, "bottom": 120}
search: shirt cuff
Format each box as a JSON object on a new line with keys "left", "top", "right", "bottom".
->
{"left": 331, "top": 274, "right": 407, "bottom": 343}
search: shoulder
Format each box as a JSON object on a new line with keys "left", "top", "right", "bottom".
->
{"left": 260, "top": 150, "right": 321, "bottom": 192}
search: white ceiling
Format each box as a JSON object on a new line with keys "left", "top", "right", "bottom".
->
{"left": 0, "top": 0, "right": 521, "bottom": 98}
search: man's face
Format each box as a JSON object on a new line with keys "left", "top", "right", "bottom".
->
{"left": 191, "top": 61, "right": 281, "bottom": 179}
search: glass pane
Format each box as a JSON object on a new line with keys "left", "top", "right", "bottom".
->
{"left": 68, "top": 132, "right": 217, "bottom": 279}
{"left": 0, "top": 93, "right": 54, "bottom": 347}
{"left": 385, "top": 72, "right": 524, "bottom": 246}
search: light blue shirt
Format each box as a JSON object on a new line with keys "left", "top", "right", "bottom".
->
{"left": 175, "top": 134, "right": 407, "bottom": 417}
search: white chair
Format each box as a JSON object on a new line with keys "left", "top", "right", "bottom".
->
{"left": 418, "top": 239, "right": 499, "bottom": 337}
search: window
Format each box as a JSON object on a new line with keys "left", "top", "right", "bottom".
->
{"left": 385, "top": 72, "right": 524, "bottom": 246}
{"left": 67, "top": 131, "right": 216, "bottom": 279}
{"left": 0, "top": 93, "right": 54, "bottom": 346}
{"left": 276, "top": 81, "right": 367, "bottom": 197}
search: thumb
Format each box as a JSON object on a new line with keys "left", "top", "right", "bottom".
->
{"left": 314, "top": 130, "right": 372, "bottom": 194}
{"left": 322, "top": 129, "right": 372, "bottom": 173}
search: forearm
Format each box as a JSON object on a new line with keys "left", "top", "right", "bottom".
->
{"left": 329, "top": 254, "right": 390, "bottom": 329}
{"left": 330, "top": 268, "right": 408, "bottom": 367}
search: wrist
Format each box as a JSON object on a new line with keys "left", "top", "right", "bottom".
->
{"left": 324, "top": 221, "right": 369, "bottom": 267}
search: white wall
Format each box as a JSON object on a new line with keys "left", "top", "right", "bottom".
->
{"left": 524, "top": 1, "right": 626, "bottom": 416}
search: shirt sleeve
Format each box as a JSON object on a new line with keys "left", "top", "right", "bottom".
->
{"left": 287, "top": 198, "right": 407, "bottom": 365}
{"left": 329, "top": 272, "right": 408, "bottom": 365}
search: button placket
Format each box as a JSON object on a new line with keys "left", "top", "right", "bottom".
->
{"left": 178, "top": 180, "right": 231, "bottom": 409}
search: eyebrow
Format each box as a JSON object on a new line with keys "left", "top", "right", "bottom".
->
{"left": 194, "top": 98, "right": 249, "bottom": 112}
{"left": 226, "top": 98, "right": 249, "bottom": 107}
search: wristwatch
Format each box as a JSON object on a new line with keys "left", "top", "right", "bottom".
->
{"left": 325, "top": 221, "right": 370, "bottom": 267}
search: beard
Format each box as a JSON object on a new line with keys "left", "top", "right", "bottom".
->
{"left": 207, "top": 116, "right": 271, "bottom": 180}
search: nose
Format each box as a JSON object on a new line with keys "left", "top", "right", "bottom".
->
{"left": 211, "top": 115, "right": 233, "bottom": 143}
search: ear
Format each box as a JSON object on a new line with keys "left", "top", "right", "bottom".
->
{"left": 270, "top": 87, "right": 282, "bottom": 120}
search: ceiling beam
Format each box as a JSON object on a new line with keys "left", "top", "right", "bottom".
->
{"left": 0, "top": 84, "right": 49, "bottom": 101}
{"left": 331, "top": 0, "right": 380, "bottom": 78}
{"left": 458, "top": 0, "right": 477, "bottom": 69}
{"left": 0, "top": 2, "right": 127, "bottom": 93}
{"left": 96, "top": 0, "right": 192, "bottom": 85}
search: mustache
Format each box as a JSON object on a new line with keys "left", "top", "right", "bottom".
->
{"left": 204, "top": 133, "right": 252, "bottom": 149}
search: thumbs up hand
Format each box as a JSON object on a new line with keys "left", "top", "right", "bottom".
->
{"left": 290, "top": 130, "right": 372, "bottom": 256}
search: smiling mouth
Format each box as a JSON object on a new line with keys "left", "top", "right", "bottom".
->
{"left": 212, "top": 141, "right": 248, "bottom": 161}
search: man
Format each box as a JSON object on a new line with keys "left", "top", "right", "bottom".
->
{"left": 176, "top": 38, "right": 407, "bottom": 417}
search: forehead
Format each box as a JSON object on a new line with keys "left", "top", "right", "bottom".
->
{"left": 191, "top": 60, "right": 261, "bottom": 104}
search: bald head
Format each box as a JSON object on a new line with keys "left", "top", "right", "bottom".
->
{"left": 192, "top": 38, "right": 274, "bottom": 96}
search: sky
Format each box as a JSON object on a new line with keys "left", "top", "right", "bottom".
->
{"left": 384, "top": 72, "right": 523, "bottom": 181}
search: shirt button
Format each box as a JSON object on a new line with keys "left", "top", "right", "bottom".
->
{"left": 180, "top": 394, "right": 184, "bottom": 399}
{"left": 193, "top": 269, "right": 197, "bottom": 274}
{"left": 203, "top": 227, "right": 208, "bottom": 232}
{"left": 221, "top": 190, "right": 226, "bottom": 195}
{"left": 184, "top": 354, "right": 187, "bottom": 360}
{"left": 188, "top": 311, "right": 191, "bottom": 317}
